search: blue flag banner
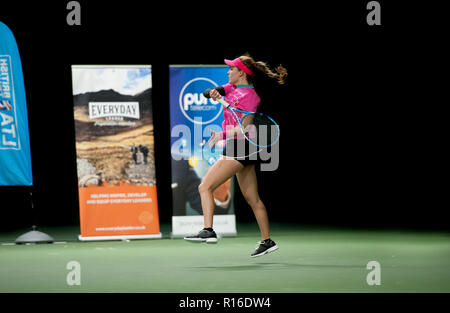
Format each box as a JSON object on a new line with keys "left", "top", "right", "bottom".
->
{"left": 0, "top": 21, "right": 33, "bottom": 186}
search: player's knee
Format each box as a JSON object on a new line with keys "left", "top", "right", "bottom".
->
{"left": 198, "top": 182, "right": 212, "bottom": 194}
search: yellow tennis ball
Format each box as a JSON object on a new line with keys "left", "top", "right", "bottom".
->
{"left": 188, "top": 156, "right": 199, "bottom": 167}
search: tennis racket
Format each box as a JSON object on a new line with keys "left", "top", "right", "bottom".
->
{"left": 216, "top": 98, "right": 280, "bottom": 148}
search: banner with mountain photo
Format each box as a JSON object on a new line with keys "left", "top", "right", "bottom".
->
{"left": 169, "top": 65, "right": 236, "bottom": 238}
{"left": 71, "top": 65, "right": 161, "bottom": 240}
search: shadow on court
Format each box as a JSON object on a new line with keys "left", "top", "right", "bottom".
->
{"left": 186, "top": 262, "right": 370, "bottom": 271}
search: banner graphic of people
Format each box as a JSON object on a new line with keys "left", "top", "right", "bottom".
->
{"left": 71, "top": 65, "right": 161, "bottom": 240}
{"left": 169, "top": 65, "right": 236, "bottom": 237}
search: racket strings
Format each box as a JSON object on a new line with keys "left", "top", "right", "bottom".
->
{"left": 247, "top": 113, "right": 279, "bottom": 147}
{"left": 228, "top": 105, "right": 279, "bottom": 148}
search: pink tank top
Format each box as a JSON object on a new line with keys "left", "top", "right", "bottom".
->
{"left": 220, "top": 83, "right": 260, "bottom": 139}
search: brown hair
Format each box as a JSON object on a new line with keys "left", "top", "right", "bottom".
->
{"left": 239, "top": 55, "right": 288, "bottom": 85}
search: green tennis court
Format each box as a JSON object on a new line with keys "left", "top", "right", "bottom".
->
{"left": 1, "top": 223, "right": 449, "bottom": 293}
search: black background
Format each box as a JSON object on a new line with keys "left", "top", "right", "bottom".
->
{"left": 0, "top": 1, "right": 444, "bottom": 232}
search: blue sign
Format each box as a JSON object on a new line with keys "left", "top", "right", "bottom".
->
{"left": 169, "top": 66, "right": 228, "bottom": 164}
{"left": 0, "top": 22, "right": 33, "bottom": 185}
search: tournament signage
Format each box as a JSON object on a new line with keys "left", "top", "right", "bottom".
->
{"left": 169, "top": 65, "right": 237, "bottom": 237}
{"left": 71, "top": 65, "right": 161, "bottom": 240}
{"left": 0, "top": 22, "right": 33, "bottom": 186}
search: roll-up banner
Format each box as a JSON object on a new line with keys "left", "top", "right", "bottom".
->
{"left": 71, "top": 65, "right": 161, "bottom": 241}
{"left": 0, "top": 22, "right": 33, "bottom": 186}
{"left": 169, "top": 65, "right": 237, "bottom": 238}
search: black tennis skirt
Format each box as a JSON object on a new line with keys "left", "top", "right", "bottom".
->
{"left": 221, "top": 139, "right": 270, "bottom": 167}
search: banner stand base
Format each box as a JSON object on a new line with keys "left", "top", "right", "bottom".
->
{"left": 170, "top": 232, "right": 236, "bottom": 239}
{"left": 171, "top": 215, "right": 237, "bottom": 239}
{"left": 78, "top": 233, "right": 162, "bottom": 241}
{"left": 15, "top": 226, "right": 54, "bottom": 244}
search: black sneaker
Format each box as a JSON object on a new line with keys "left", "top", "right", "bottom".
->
{"left": 184, "top": 229, "right": 218, "bottom": 243}
{"left": 251, "top": 239, "right": 278, "bottom": 257}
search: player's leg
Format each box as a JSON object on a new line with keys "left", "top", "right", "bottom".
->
{"left": 184, "top": 158, "right": 243, "bottom": 243}
{"left": 236, "top": 164, "right": 269, "bottom": 239}
{"left": 199, "top": 158, "right": 243, "bottom": 228}
{"left": 236, "top": 164, "right": 278, "bottom": 257}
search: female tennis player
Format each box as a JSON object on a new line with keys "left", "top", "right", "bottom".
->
{"left": 184, "top": 55, "right": 287, "bottom": 257}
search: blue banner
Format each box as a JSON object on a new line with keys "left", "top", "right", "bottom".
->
{"left": 169, "top": 65, "right": 228, "bottom": 165}
{"left": 169, "top": 65, "right": 236, "bottom": 237}
{"left": 0, "top": 22, "right": 33, "bottom": 186}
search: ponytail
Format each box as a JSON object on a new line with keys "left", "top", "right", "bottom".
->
{"left": 239, "top": 55, "right": 288, "bottom": 85}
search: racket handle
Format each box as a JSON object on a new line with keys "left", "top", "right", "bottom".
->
{"left": 217, "top": 98, "right": 230, "bottom": 109}
{"left": 203, "top": 88, "right": 229, "bottom": 108}
{"left": 203, "top": 87, "right": 225, "bottom": 98}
